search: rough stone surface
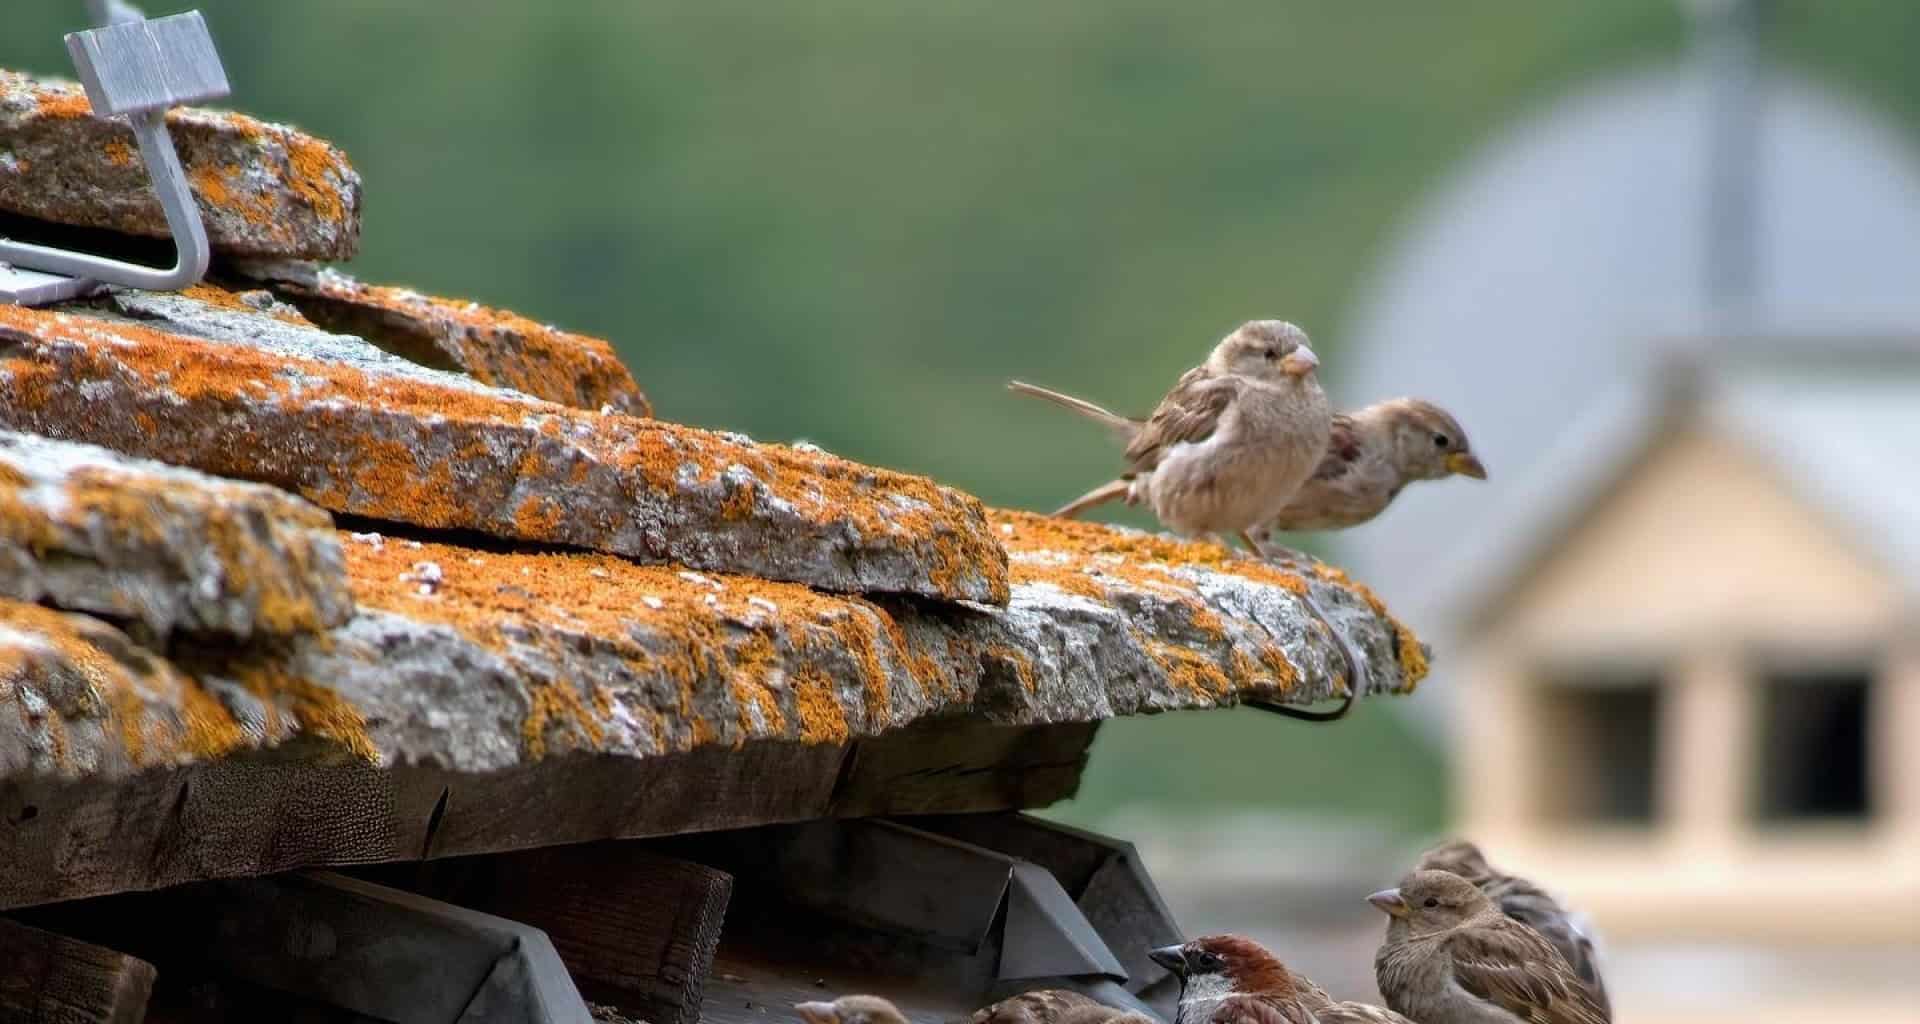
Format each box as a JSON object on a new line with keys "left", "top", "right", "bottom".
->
{"left": 0, "top": 513, "right": 1422, "bottom": 781}
{"left": 0, "top": 430, "right": 351, "bottom": 640}
{"left": 0, "top": 71, "right": 360, "bottom": 260}
{"left": 235, "top": 262, "right": 651, "bottom": 416}
{"left": 0, "top": 599, "right": 308, "bottom": 781}
{"left": 0, "top": 295, "right": 1007, "bottom": 604}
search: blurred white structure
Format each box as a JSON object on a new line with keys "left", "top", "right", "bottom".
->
{"left": 1331, "top": 40, "right": 1920, "bottom": 1024}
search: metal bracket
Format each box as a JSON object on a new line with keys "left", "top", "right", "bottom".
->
{"left": 0, "top": 6, "right": 230, "bottom": 306}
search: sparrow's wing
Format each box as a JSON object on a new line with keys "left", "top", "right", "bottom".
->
{"left": 1207, "top": 994, "right": 1313, "bottom": 1024}
{"left": 1445, "top": 921, "right": 1610, "bottom": 1024}
{"left": 1493, "top": 881, "right": 1611, "bottom": 1017}
{"left": 1307, "top": 413, "right": 1365, "bottom": 483}
{"left": 1123, "top": 370, "right": 1242, "bottom": 472}
{"left": 1314, "top": 1003, "right": 1417, "bottom": 1024}
{"left": 971, "top": 990, "right": 1106, "bottom": 1024}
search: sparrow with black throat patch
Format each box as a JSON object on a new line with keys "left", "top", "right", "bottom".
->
{"left": 1370, "top": 870, "right": 1609, "bottom": 1024}
{"left": 1149, "top": 934, "right": 1412, "bottom": 1024}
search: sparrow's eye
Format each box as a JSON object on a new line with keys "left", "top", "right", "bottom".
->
{"left": 1423, "top": 897, "right": 1440, "bottom": 908}
{"left": 1196, "top": 951, "right": 1224, "bottom": 970}
{"left": 1432, "top": 433, "right": 1450, "bottom": 448}
{"left": 1263, "top": 347, "right": 1279, "bottom": 361}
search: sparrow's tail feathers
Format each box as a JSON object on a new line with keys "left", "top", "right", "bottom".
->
{"left": 1248, "top": 589, "right": 1368, "bottom": 723}
{"left": 1007, "top": 380, "right": 1139, "bottom": 442}
{"left": 1053, "top": 479, "right": 1131, "bottom": 519}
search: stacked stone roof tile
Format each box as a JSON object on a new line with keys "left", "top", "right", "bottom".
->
{"left": 0, "top": 67, "right": 1428, "bottom": 907}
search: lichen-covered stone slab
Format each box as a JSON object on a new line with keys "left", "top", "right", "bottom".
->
{"left": 0, "top": 70, "right": 360, "bottom": 260}
{"left": 0, "top": 296, "right": 1007, "bottom": 604}
{"left": 0, "top": 599, "right": 304, "bottom": 780}
{"left": 0, "top": 430, "right": 351, "bottom": 639}
{"left": 0, "top": 514, "right": 1422, "bottom": 781}
{"left": 235, "top": 263, "right": 651, "bottom": 416}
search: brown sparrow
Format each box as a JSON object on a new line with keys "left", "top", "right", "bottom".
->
{"left": 1259, "top": 398, "right": 1484, "bottom": 540}
{"left": 1416, "top": 840, "right": 1609, "bottom": 1018}
{"left": 796, "top": 996, "right": 910, "bottom": 1024}
{"left": 1370, "top": 870, "right": 1610, "bottom": 1024}
{"left": 971, "top": 990, "right": 1154, "bottom": 1024}
{"left": 1008, "top": 319, "right": 1331, "bottom": 558}
{"left": 1149, "top": 935, "right": 1411, "bottom": 1024}
{"left": 1011, "top": 325, "right": 1370, "bottom": 723}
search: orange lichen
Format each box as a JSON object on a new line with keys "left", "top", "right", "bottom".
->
{"left": 283, "top": 133, "right": 348, "bottom": 226}
{"left": 188, "top": 163, "right": 233, "bottom": 210}
{"left": 522, "top": 680, "right": 605, "bottom": 760}
{"left": 225, "top": 660, "right": 376, "bottom": 762}
{"left": 339, "top": 532, "right": 946, "bottom": 752}
{"left": 1311, "top": 565, "right": 1428, "bottom": 689}
{"left": 32, "top": 87, "right": 91, "bottom": 120}
{"left": 0, "top": 304, "right": 1003, "bottom": 603}
{"left": 985, "top": 644, "right": 1039, "bottom": 693}
{"left": 790, "top": 666, "right": 850, "bottom": 744}
{"left": 102, "top": 138, "right": 134, "bottom": 167}
{"left": 301, "top": 277, "right": 649, "bottom": 415}
{"left": 719, "top": 482, "right": 755, "bottom": 521}
{"left": 1140, "top": 635, "right": 1234, "bottom": 701}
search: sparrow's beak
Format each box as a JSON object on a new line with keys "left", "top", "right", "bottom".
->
{"left": 795, "top": 1003, "right": 838, "bottom": 1024}
{"left": 1148, "top": 944, "right": 1189, "bottom": 977}
{"left": 1445, "top": 452, "right": 1487, "bottom": 479}
{"left": 1280, "top": 345, "right": 1320, "bottom": 378}
{"left": 1368, "top": 888, "right": 1409, "bottom": 918}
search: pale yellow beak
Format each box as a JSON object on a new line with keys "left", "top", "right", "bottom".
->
{"left": 1280, "top": 345, "right": 1320, "bottom": 378}
{"left": 1368, "top": 887, "right": 1409, "bottom": 918}
{"left": 1446, "top": 452, "right": 1487, "bottom": 479}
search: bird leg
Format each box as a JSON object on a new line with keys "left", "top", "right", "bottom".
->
{"left": 1242, "top": 530, "right": 1314, "bottom": 571}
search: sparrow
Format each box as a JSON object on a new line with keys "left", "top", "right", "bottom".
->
{"left": 796, "top": 995, "right": 911, "bottom": 1024}
{"left": 1416, "top": 840, "right": 1609, "bottom": 1018}
{"left": 1369, "top": 870, "right": 1610, "bottom": 1024}
{"left": 1149, "top": 935, "right": 1410, "bottom": 1024}
{"left": 971, "top": 990, "right": 1155, "bottom": 1024}
{"left": 1010, "top": 322, "right": 1364, "bottom": 723}
{"left": 1008, "top": 319, "right": 1331, "bottom": 559}
{"left": 1257, "top": 398, "right": 1485, "bottom": 540}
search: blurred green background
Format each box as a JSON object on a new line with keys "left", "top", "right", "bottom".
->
{"left": 9, "top": 0, "right": 1919, "bottom": 837}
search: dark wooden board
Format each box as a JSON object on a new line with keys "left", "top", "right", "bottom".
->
{"left": 0, "top": 916, "right": 155, "bottom": 1024}
{"left": 380, "top": 846, "right": 732, "bottom": 1024}
{"left": 0, "top": 721, "right": 1096, "bottom": 913}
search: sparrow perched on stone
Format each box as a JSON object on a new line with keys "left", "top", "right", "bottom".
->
{"left": 1008, "top": 319, "right": 1331, "bottom": 558}
{"left": 1416, "top": 840, "right": 1609, "bottom": 1018}
{"left": 971, "top": 989, "right": 1154, "bottom": 1024}
{"left": 796, "top": 995, "right": 911, "bottom": 1024}
{"left": 1370, "top": 870, "right": 1610, "bottom": 1024}
{"left": 1257, "top": 398, "right": 1484, "bottom": 541}
{"left": 1149, "top": 935, "right": 1411, "bottom": 1024}
{"left": 1009, "top": 322, "right": 1364, "bottom": 723}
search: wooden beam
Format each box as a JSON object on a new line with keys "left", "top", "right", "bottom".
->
{"left": 379, "top": 846, "right": 731, "bottom": 1024}
{"left": 0, "top": 721, "right": 1095, "bottom": 913}
{"left": 0, "top": 916, "right": 154, "bottom": 1024}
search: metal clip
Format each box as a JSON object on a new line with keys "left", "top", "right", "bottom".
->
{"left": 0, "top": 6, "right": 231, "bottom": 305}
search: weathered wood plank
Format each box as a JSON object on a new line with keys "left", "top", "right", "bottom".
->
{"left": 0, "top": 722, "right": 1096, "bottom": 912}
{"left": 385, "top": 846, "right": 731, "bottom": 1024}
{"left": 0, "top": 916, "right": 155, "bottom": 1024}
